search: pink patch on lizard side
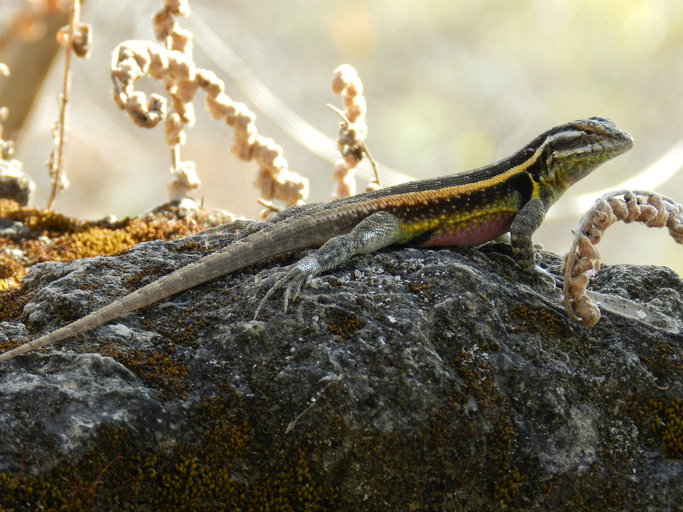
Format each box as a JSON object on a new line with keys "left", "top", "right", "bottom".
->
{"left": 419, "top": 214, "right": 515, "bottom": 247}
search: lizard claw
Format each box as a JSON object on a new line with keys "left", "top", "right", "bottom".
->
{"left": 253, "top": 264, "right": 313, "bottom": 319}
{"left": 532, "top": 264, "right": 557, "bottom": 288}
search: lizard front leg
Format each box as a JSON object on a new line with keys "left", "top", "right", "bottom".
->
{"left": 509, "top": 198, "right": 557, "bottom": 284}
{"left": 254, "top": 211, "right": 405, "bottom": 317}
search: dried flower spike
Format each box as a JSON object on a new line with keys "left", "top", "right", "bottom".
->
{"left": 56, "top": 21, "right": 92, "bottom": 58}
{"left": 330, "top": 64, "right": 378, "bottom": 199}
{"left": 562, "top": 190, "right": 683, "bottom": 327}
{"left": 111, "top": 1, "right": 308, "bottom": 207}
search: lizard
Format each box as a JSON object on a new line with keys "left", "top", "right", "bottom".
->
{"left": 0, "top": 117, "right": 633, "bottom": 363}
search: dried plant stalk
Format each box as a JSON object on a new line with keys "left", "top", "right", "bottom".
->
{"left": 111, "top": 0, "right": 308, "bottom": 208}
{"left": 330, "top": 64, "right": 378, "bottom": 199}
{"left": 46, "top": 0, "right": 91, "bottom": 210}
{"left": 562, "top": 190, "right": 683, "bottom": 327}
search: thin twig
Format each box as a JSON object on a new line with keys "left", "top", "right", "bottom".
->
{"left": 256, "top": 198, "right": 282, "bottom": 213}
{"left": 47, "top": 0, "right": 82, "bottom": 210}
{"left": 326, "top": 103, "right": 381, "bottom": 189}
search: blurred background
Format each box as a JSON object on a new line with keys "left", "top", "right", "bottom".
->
{"left": 0, "top": 0, "right": 681, "bottom": 273}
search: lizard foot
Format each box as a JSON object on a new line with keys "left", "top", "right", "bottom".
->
{"left": 253, "top": 260, "right": 317, "bottom": 319}
{"left": 532, "top": 264, "right": 557, "bottom": 287}
{"left": 512, "top": 250, "right": 556, "bottom": 288}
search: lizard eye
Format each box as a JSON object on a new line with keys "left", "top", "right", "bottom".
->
{"left": 581, "top": 128, "right": 595, "bottom": 135}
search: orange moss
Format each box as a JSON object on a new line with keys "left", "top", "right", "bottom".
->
{"left": 645, "top": 397, "right": 683, "bottom": 459}
{"left": 0, "top": 395, "right": 333, "bottom": 511}
{"left": 508, "top": 304, "right": 566, "bottom": 340}
{"left": 327, "top": 308, "right": 364, "bottom": 339}
{"left": 98, "top": 344, "right": 190, "bottom": 401}
{"left": 0, "top": 199, "right": 233, "bottom": 293}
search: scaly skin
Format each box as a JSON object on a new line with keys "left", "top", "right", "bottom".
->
{"left": 0, "top": 117, "right": 633, "bottom": 362}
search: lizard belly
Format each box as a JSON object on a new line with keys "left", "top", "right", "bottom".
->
{"left": 419, "top": 213, "right": 515, "bottom": 247}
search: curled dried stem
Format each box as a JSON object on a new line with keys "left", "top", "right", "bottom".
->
{"left": 562, "top": 190, "right": 683, "bottom": 327}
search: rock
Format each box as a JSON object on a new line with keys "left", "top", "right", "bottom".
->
{"left": 0, "top": 154, "right": 35, "bottom": 206}
{"left": 0, "top": 226, "right": 681, "bottom": 511}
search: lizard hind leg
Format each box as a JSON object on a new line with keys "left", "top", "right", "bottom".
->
{"left": 253, "top": 257, "right": 318, "bottom": 318}
{"left": 253, "top": 211, "right": 405, "bottom": 319}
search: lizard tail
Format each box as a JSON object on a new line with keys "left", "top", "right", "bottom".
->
{"left": 0, "top": 210, "right": 344, "bottom": 363}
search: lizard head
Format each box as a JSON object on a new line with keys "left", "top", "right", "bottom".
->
{"left": 537, "top": 117, "right": 633, "bottom": 194}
